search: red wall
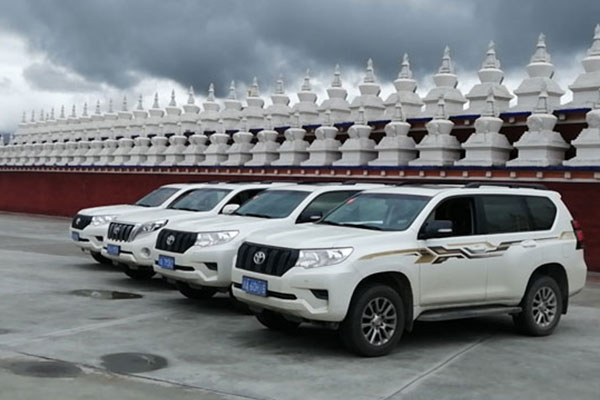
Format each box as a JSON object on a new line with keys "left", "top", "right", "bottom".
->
{"left": 0, "top": 170, "right": 598, "bottom": 271}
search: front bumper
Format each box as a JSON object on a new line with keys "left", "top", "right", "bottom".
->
{"left": 101, "top": 233, "right": 157, "bottom": 268}
{"left": 70, "top": 225, "right": 107, "bottom": 253}
{"left": 230, "top": 264, "right": 356, "bottom": 322}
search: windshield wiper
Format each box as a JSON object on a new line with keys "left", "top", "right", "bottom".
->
{"left": 236, "top": 212, "right": 273, "bottom": 219}
{"left": 318, "top": 220, "right": 342, "bottom": 226}
{"left": 319, "top": 221, "right": 384, "bottom": 230}
{"left": 169, "top": 207, "right": 198, "bottom": 212}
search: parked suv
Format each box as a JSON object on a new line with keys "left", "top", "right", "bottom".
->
{"left": 101, "top": 182, "right": 282, "bottom": 280}
{"left": 231, "top": 183, "right": 587, "bottom": 357}
{"left": 153, "top": 183, "right": 382, "bottom": 299}
{"left": 70, "top": 183, "right": 198, "bottom": 264}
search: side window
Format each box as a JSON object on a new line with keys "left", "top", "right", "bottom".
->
{"left": 478, "top": 195, "right": 531, "bottom": 234}
{"left": 423, "top": 197, "right": 475, "bottom": 237}
{"left": 297, "top": 191, "right": 359, "bottom": 223}
{"left": 524, "top": 196, "right": 557, "bottom": 230}
{"left": 223, "top": 189, "right": 263, "bottom": 209}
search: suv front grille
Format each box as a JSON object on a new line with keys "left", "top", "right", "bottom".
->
{"left": 156, "top": 229, "right": 197, "bottom": 254}
{"left": 71, "top": 214, "right": 92, "bottom": 230}
{"left": 236, "top": 242, "right": 299, "bottom": 277}
{"left": 107, "top": 222, "right": 135, "bottom": 242}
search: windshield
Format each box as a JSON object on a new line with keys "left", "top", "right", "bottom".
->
{"left": 135, "top": 187, "right": 179, "bottom": 207}
{"left": 320, "top": 193, "right": 430, "bottom": 231}
{"left": 168, "top": 188, "right": 232, "bottom": 212}
{"left": 234, "top": 190, "right": 310, "bottom": 219}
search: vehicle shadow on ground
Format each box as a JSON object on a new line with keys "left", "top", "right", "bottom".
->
{"left": 103, "top": 276, "right": 177, "bottom": 291}
{"left": 71, "top": 261, "right": 123, "bottom": 273}
{"left": 159, "top": 295, "right": 250, "bottom": 317}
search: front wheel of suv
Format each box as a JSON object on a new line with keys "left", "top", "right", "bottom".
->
{"left": 340, "top": 284, "right": 405, "bottom": 357}
{"left": 176, "top": 282, "right": 217, "bottom": 300}
{"left": 124, "top": 267, "right": 156, "bottom": 280}
{"left": 513, "top": 275, "right": 563, "bottom": 336}
{"left": 256, "top": 310, "right": 300, "bottom": 331}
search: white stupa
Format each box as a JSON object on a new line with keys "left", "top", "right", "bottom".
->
{"left": 143, "top": 133, "right": 169, "bottom": 166}
{"left": 510, "top": 34, "right": 564, "bottom": 112}
{"left": 180, "top": 86, "right": 201, "bottom": 134}
{"left": 507, "top": 87, "right": 569, "bottom": 166}
{"left": 145, "top": 93, "right": 165, "bottom": 136}
{"left": 318, "top": 65, "right": 352, "bottom": 124}
{"left": 66, "top": 105, "right": 80, "bottom": 141}
{"left": 242, "top": 77, "right": 265, "bottom": 130}
{"left": 333, "top": 108, "right": 377, "bottom": 166}
{"left": 370, "top": 102, "right": 417, "bottom": 166}
{"left": 384, "top": 54, "right": 423, "bottom": 119}
{"left": 129, "top": 95, "right": 148, "bottom": 137}
{"left": 70, "top": 139, "right": 90, "bottom": 166}
{"left": 200, "top": 120, "right": 230, "bottom": 166}
{"left": 55, "top": 106, "right": 68, "bottom": 142}
{"left": 350, "top": 59, "right": 386, "bottom": 122}
{"left": 302, "top": 109, "right": 342, "bottom": 166}
{"left": 246, "top": 115, "right": 281, "bottom": 166}
{"left": 162, "top": 89, "right": 183, "bottom": 135}
{"left": 113, "top": 97, "right": 133, "bottom": 138}
{"left": 464, "top": 42, "right": 513, "bottom": 115}
{"left": 409, "top": 95, "right": 461, "bottom": 166}
{"left": 127, "top": 136, "right": 151, "bottom": 166}
{"left": 456, "top": 90, "right": 512, "bottom": 166}
{"left": 272, "top": 113, "right": 309, "bottom": 166}
{"left": 182, "top": 129, "right": 208, "bottom": 166}
{"left": 221, "top": 81, "right": 242, "bottom": 131}
{"left": 199, "top": 83, "right": 220, "bottom": 132}
{"left": 101, "top": 99, "right": 119, "bottom": 139}
{"left": 89, "top": 101, "right": 105, "bottom": 141}
{"left": 45, "top": 108, "right": 58, "bottom": 143}
{"left": 291, "top": 70, "right": 320, "bottom": 126}
{"left": 79, "top": 103, "right": 93, "bottom": 141}
{"left": 162, "top": 102, "right": 188, "bottom": 167}
{"left": 422, "top": 46, "right": 467, "bottom": 117}
{"left": 112, "top": 136, "right": 134, "bottom": 166}
{"left": 265, "top": 76, "right": 292, "bottom": 128}
{"left": 39, "top": 142, "right": 54, "bottom": 165}
{"left": 564, "top": 25, "right": 600, "bottom": 109}
{"left": 223, "top": 117, "right": 254, "bottom": 166}
{"left": 564, "top": 90, "right": 600, "bottom": 166}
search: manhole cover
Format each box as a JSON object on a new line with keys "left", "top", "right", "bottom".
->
{"left": 8, "top": 361, "right": 81, "bottom": 378}
{"left": 100, "top": 353, "right": 168, "bottom": 374}
{"left": 70, "top": 289, "right": 143, "bottom": 300}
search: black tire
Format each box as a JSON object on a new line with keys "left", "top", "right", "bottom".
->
{"left": 513, "top": 275, "right": 563, "bottom": 336}
{"left": 176, "top": 282, "right": 217, "bottom": 300}
{"left": 91, "top": 252, "right": 111, "bottom": 265}
{"left": 339, "top": 284, "right": 405, "bottom": 357}
{"left": 256, "top": 310, "right": 300, "bottom": 331}
{"left": 124, "top": 267, "right": 156, "bottom": 280}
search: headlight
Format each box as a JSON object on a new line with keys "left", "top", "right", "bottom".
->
{"left": 295, "top": 247, "right": 353, "bottom": 269}
{"left": 139, "top": 219, "right": 168, "bottom": 233}
{"left": 91, "top": 215, "right": 117, "bottom": 225}
{"left": 194, "top": 231, "right": 239, "bottom": 248}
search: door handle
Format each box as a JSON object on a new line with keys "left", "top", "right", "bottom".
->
{"left": 466, "top": 245, "right": 487, "bottom": 254}
{"left": 521, "top": 240, "right": 537, "bottom": 248}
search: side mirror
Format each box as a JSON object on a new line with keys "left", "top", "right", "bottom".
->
{"left": 222, "top": 204, "right": 240, "bottom": 215}
{"left": 419, "top": 220, "right": 453, "bottom": 239}
{"left": 299, "top": 211, "right": 323, "bottom": 223}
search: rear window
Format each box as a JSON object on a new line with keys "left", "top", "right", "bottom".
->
{"left": 478, "top": 195, "right": 556, "bottom": 234}
{"left": 135, "top": 187, "right": 178, "bottom": 207}
{"left": 524, "top": 196, "right": 557, "bottom": 230}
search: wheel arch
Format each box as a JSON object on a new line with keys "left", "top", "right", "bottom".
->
{"left": 526, "top": 263, "right": 569, "bottom": 314}
{"left": 354, "top": 272, "right": 415, "bottom": 332}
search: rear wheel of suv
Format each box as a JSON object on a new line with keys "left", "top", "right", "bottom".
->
{"left": 124, "top": 267, "right": 156, "bottom": 280}
{"left": 176, "top": 282, "right": 217, "bottom": 299}
{"left": 340, "top": 284, "right": 405, "bottom": 357}
{"left": 91, "top": 252, "right": 111, "bottom": 265}
{"left": 256, "top": 310, "right": 300, "bottom": 331}
{"left": 513, "top": 275, "right": 563, "bottom": 336}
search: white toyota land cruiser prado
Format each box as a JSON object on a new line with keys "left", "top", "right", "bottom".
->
{"left": 231, "top": 183, "right": 587, "bottom": 357}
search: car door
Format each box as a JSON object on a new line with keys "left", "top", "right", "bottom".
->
{"left": 418, "top": 196, "right": 489, "bottom": 307}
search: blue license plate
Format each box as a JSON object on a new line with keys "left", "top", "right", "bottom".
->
{"left": 71, "top": 232, "right": 80, "bottom": 241}
{"left": 242, "top": 276, "right": 268, "bottom": 297}
{"left": 158, "top": 255, "right": 175, "bottom": 270}
{"left": 107, "top": 244, "right": 120, "bottom": 255}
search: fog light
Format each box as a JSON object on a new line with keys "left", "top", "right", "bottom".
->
{"left": 141, "top": 248, "right": 151, "bottom": 258}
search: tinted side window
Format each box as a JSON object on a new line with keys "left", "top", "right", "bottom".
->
{"left": 524, "top": 196, "right": 557, "bottom": 230}
{"left": 423, "top": 197, "right": 475, "bottom": 237}
{"left": 479, "top": 195, "right": 531, "bottom": 234}
{"left": 297, "top": 191, "right": 359, "bottom": 223}
{"left": 225, "top": 189, "right": 264, "bottom": 208}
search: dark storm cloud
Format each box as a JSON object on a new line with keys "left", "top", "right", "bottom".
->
{"left": 23, "top": 62, "right": 102, "bottom": 92}
{"left": 1, "top": 0, "right": 600, "bottom": 94}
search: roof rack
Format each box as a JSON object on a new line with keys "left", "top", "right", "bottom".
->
{"left": 463, "top": 182, "right": 548, "bottom": 190}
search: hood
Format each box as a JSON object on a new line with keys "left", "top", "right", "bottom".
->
{"left": 77, "top": 204, "right": 144, "bottom": 216}
{"left": 167, "top": 214, "right": 283, "bottom": 234}
{"left": 115, "top": 208, "right": 201, "bottom": 224}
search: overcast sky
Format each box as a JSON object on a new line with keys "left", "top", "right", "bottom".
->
{"left": 1, "top": 0, "right": 600, "bottom": 132}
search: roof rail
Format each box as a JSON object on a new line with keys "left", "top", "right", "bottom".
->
{"left": 463, "top": 182, "right": 548, "bottom": 190}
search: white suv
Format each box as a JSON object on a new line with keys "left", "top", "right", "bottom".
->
{"left": 153, "top": 183, "right": 382, "bottom": 299}
{"left": 70, "top": 183, "right": 198, "bottom": 264}
{"left": 101, "top": 182, "right": 282, "bottom": 280}
{"left": 231, "top": 183, "right": 587, "bottom": 357}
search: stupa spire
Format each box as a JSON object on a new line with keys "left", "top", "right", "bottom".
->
{"left": 207, "top": 83, "right": 215, "bottom": 101}
{"left": 534, "top": 83, "right": 549, "bottom": 114}
{"left": 438, "top": 46, "right": 455, "bottom": 74}
{"left": 293, "top": 111, "right": 301, "bottom": 128}
{"left": 482, "top": 41, "right": 501, "bottom": 70}
{"left": 122, "top": 96, "right": 128, "bottom": 112}
{"left": 39, "top": 109, "right": 44, "bottom": 121}
{"left": 265, "top": 114, "right": 273, "bottom": 131}
{"left": 83, "top": 102, "right": 88, "bottom": 117}
{"left": 249, "top": 77, "right": 260, "bottom": 97}
{"left": 482, "top": 88, "right": 496, "bottom": 117}
{"left": 30, "top": 110, "right": 34, "bottom": 122}
{"left": 398, "top": 53, "right": 413, "bottom": 79}
{"left": 393, "top": 100, "right": 405, "bottom": 122}
{"left": 21, "top": 111, "right": 26, "bottom": 123}
{"left": 357, "top": 107, "right": 366, "bottom": 125}
{"left": 228, "top": 80, "right": 237, "bottom": 100}
{"left": 275, "top": 74, "right": 285, "bottom": 94}
{"left": 364, "top": 58, "right": 376, "bottom": 83}
{"left": 95, "top": 100, "right": 101, "bottom": 114}
{"left": 71, "top": 105, "right": 76, "bottom": 117}
{"left": 301, "top": 69, "right": 312, "bottom": 91}
{"left": 152, "top": 93, "right": 159, "bottom": 109}
{"left": 332, "top": 64, "right": 342, "bottom": 87}
{"left": 324, "top": 108, "right": 333, "bottom": 126}
{"left": 434, "top": 95, "right": 447, "bottom": 120}
{"left": 50, "top": 108, "right": 55, "bottom": 119}
{"left": 137, "top": 95, "right": 144, "bottom": 110}
{"left": 108, "top": 99, "right": 114, "bottom": 113}
{"left": 187, "top": 86, "right": 195, "bottom": 104}
{"left": 169, "top": 89, "right": 176, "bottom": 107}
{"left": 530, "top": 33, "right": 551, "bottom": 64}
{"left": 60, "top": 105, "right": 65, "bottom": 119}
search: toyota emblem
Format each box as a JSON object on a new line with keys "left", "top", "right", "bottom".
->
{"left": 166, "top": 235, "right": 176, "bottom": 246}
{"left": 253, "top": 251, "right": 266, "bottom": 265}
